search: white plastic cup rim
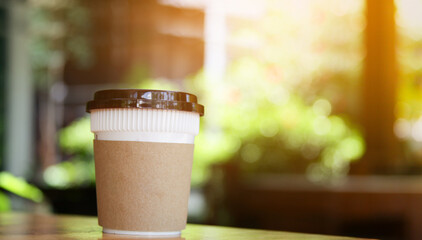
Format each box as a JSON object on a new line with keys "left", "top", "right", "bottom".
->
{"left": 90, "top": 108, "right": 200, "bottom": 144}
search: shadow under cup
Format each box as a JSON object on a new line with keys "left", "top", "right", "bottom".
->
{"left": 86, "top": 89, "right": 204, "bottom": 237}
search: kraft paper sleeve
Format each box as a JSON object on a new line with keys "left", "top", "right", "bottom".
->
{"left": 94, "top": 140, "right": 194, "bottom": 232}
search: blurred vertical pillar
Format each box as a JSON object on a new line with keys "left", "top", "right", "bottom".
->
{"left": 204, "top": 0, "right": 226, "bottom": 82}
{"left": 351, "top": 0, "right": 399, "bottom": 174}
{"left": 4, "top": 0, "right": 33, "bottom": 178}
{"left": 204, "top": 0, "right": 226, "bottom": 132}
{"left": 0, "top": 2, "right": 7, "bottom": 171}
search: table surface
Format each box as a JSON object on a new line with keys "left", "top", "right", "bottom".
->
{"left": 0, "top": 213, "right": 374, "bottom": 240}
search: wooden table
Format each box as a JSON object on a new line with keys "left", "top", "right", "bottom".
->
{"left": 0, "top": 213, "right": 373, "bottom": 240}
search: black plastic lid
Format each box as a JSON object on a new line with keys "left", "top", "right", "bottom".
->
{"left": 86, "top": 89, "right": 204, "bottom": 116}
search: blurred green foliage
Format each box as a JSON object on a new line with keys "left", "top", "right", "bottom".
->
{"left": 43, "top": 117, "right": 94, "bottom": 189}
{"left": 0, "top": 192, "right": 9, "bottom": 212}
{"left": 189, "top": 58, "right": 364, "bottom": 184}
{"left": 226, "top": 0, "right": 364, "bottom": 119}
{"left": 0, "top": 172, "right": 43, "bottom": 212}
{"left": 30, "top": 0, "right": 92, "bottom": 193}
{"left": 43, "top": 157, "right": 95, "bottom": 189}
{"left": 60, "top": 116, "right": 93, "bottom": 155}
{"left": 29, "top": 0, "right": 92, "bottom": 87}
{"left": 190, "top": 0, "right": 365, "bottom": 183}
{"left": 0, "top": 0, "right": 79, "bottom": 212}
{"left": 392, "top": 0, "right": 422, "bottom": 163}
{"left": 0, "top": 172, "right": 43, "bottom": 202}
{"left": 396, "top": 0, "right": 422, "bottom": 120}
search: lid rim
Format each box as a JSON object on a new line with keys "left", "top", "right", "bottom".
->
{"left": 86, "top": 89, "right": 204, "bottom": 116}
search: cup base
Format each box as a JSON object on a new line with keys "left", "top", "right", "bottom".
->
{"left": 103, "top": 228, "right": 181, "bottom": 237}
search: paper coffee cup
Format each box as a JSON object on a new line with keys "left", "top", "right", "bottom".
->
{"left": 86, "top": 89, "right": 204, "bottom": 237}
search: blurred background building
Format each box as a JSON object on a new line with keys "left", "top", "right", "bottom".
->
{"left": 1, "top": 0, "right": 422, "bottom": 239}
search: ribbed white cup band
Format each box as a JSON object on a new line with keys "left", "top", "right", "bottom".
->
{"left": 90, "top": 109, "right": 200, "bottom": 144}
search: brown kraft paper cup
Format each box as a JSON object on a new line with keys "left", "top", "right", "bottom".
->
{"left": 86, "top": 89, "right": 204, "bottom": 236}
